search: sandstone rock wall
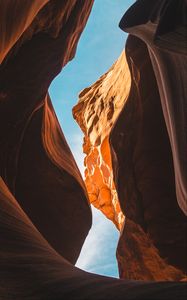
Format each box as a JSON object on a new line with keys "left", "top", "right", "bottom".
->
{"left": 73, "top": 52, "right": 131, "bottom": 230}
{"left": 0, "top": 176, "right": 186, "bottom": 299}
{"left": 74, "top": 0, "right": 187, "bottom": 281}
{"left": 112, "top": 35, "right": 186, "bottom": 279}
{"left": 0, "top": 0, "right": 94, "bottom": 264}
{"left": 0, "top": 0, "right": 186, "bottom": 298}
{"left": 119, "top": 0, "right": 187, "bottom": 216}
{"left": 115, "top": 0, "right": 187, "bottom": 278}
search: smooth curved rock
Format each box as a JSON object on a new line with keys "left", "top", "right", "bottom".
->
{"left": 0, "top": 177, "right": 186, "bottom": 300}
{"left": 0, "top": 0, "right": 94, "bottom": 263}
{"left": 0, "top": 0, "right": 49, "bottom": 63}
{"left": 111, "top": 35, "right": 187, "bottom": 277}
{"left": 119, "top": 0, "right": 187, "bottom": 216}
{"left": 112, "top": 0, "right": 187, "bottom": 277}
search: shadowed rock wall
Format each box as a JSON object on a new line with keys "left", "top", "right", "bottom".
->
{"left": 0, "top": 176, "right": 186, "bottom": 299}
{"left": 0, "top": 0, "right": 94, "bottom": 264}
{"left": 112, "top": 35, "right": 186, "bottom": 279}
{"left": 74, "top": 0, "right": 187, "bottom": 281}
{"left": 114, "top": 0, "right": 187, "bottom": 278}
{"left": 119, "top": 0, "right": 187, "bottom": 216}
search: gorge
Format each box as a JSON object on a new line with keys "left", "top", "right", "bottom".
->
{"left": 0, "top": 0, "right": 186, "bottom": 299}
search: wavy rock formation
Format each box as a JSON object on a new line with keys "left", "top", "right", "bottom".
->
{"left": 1, "top": 176, "right": 187, "bottom": 299}
{"left": 0, "top": 0, "right": 187, "bottom": 298}
{"left": 113, "top": 34, "right": 186, "bottom": 280}
{"left": 74, "top": 0, "right": 187, "bottom": 281}
{"left": 119, "top": 0, "right": 187, "bottom": 217}
{"left": 114, "top": 0, "right": 187, "bottom": 278}
{"left": 0, "top": 0, "right": 94, "bottom": 264}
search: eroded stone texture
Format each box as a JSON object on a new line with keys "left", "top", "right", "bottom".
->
{"left": 73, "top": 52, "right": 131, "bottom": 229}
{"left": 74, "top": 1, "right": 187, "bottom": 281}
{"left": 117, "top": 219, "right": 185, "bottom": 281}
{"left": 0, "top": 0, "right": 94, "bottom": 264}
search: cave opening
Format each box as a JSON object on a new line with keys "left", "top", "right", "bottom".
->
{"left": 49, "top": 0, "right": 133, "bottom": 278}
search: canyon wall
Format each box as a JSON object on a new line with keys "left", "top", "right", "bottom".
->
{"left": 74, "top": 0, "right": 187, "bottom": 281}
{"left": 0, "top": 0, "right": 94, "bottom": 264}
{"left": 119, "top": 0, "right": 187, "bottom": 216}
{"left": 0, "top": 0, "right": 186, "bottom": 298}
{"left": 73, "top": 52, "right": 131, "bottom": 230}
{"left": 113, "top": 33, "right": 186, "bottom": 279}
{"left": 1, "top": 176, "right": 186, "bottom": 299}
{"left": 115, "top": 0, "right": 187, "bottom": 278}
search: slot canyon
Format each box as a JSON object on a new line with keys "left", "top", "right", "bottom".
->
{"left": 0, "top": 0, "right": 186, "bottom": 299}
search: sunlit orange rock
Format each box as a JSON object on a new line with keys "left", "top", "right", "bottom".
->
{"left": 73, "top": 52, "right": 131, "bottom": 230}
{"left": 74, "top": 49, "right": 187, "bottom": 281}
{"left": 73, "top": 2, "right": 187, "bottom": 281}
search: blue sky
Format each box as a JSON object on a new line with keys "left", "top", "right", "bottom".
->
{"left": 49, "top": 0, "right": 134, "bottom": 278}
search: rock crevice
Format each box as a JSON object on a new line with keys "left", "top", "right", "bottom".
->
{"left": 0, "top": 0, "right": 186, "bottom": 298}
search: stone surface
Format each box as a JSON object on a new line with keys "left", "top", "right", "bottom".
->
{"left": 73, "top": 52, "right": 131, "bottom": 230}
{"left": 0, "top": 0, "right": 94, "bottom": 264}
{"left": 0, "top": 0, "right": 186, "bottom": 298}
{"left": 111, "top": 35, "right": 187, "bottom": 279}
{"left": 119, "top": 0, "right": 187, "bottom": 216}
{"left": 74, "top": 0, "right": 187, "bottom": 281}
{"left": 114, "top": 0, "right": 187, "bottom": 278}
{"left": 0, "top": 176, "right": 186, "bottom": 300}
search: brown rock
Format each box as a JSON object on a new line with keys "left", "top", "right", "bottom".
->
{"left": 119, "top": 0, "right": 187, "bottom": 216}
{"left": 114, "top": 0, "right": 187, "bottom": 278}
{"left": 0, "top": 0, "right": 49, "bottom": 63}
{"left": 0, "top": 0, "right": 186, "bottom": 297}
{"left": 0, "top": 177, "right": 186, "bottom": 299}
{"left": 117, "top": 219, "right": 185, "bottom": 281}
{"left": 0, "top": 0, "right": 94, "bottom": 264}
{"left": 111, "top": 35, "right": 186, "bottom": 278}
{"left": 74, "top": 1, "right": 187, "bottom": 280}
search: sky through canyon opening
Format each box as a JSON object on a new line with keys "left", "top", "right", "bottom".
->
{"left": 49, "top": 0, "right": 134, "bottom": 278}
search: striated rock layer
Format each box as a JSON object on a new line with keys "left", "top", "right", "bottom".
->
{"left": 74, "top": 0, "right": 187, "bottom": 281}
{"left": 0, "top": 0, "right": 94, "bottom": 264}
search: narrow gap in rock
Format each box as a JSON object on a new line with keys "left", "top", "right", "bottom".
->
{"left": 49, "top": 0, "right": 133, "bottom": 278}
